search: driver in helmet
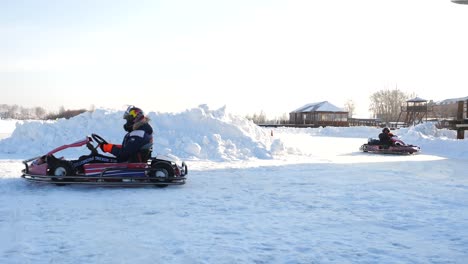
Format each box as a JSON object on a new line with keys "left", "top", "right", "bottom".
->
{"left": 99, "top": 105, "right": 154, "bottom": 162}
{"left": 378, "top": 127, "right": 394, "bottom": 147}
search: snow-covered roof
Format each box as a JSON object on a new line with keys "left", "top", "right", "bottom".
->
{"left": 436, "top": 96, "right": 468, "bottom": 105}
{"left": 290, "top": 101, "right": 345, "bottom": 113}
{"left": 407, "top": 97, "right": 427, "bottom": 102}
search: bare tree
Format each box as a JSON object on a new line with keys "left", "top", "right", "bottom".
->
{"left": 7, "top": 105, "right": 19, "bottom": 119}
{"left": 59, "top": 106, "right": 66, "bottom": 115}
{"left": 279, "top": 113, "right": 289, "bottom": 124}
{"left": 34, "top": 107, "right": 47, "bottom": 119}
{"left": 344, "top": 100, "right": 356, "bottom": 117}
{"left": 246, "top": 110, "right": 267, "bottom": 124}
{"left": 20, "top": 107, "right": 31, "bottom": 119}
{"left": 0, "top": 104, "right": 92, "bottom": 120}
{"left": 369, "top": 88, "right": 411, "bottom": 123}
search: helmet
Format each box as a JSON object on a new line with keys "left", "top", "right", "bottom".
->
{"left": 123, "top": 105, "right": 144, "bottom": 131}
{"left": 382, "top": 127, "right": 390, "bottom": 133}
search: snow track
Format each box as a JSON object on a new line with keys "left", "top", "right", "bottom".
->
{"left": 1, "top": 154, "right": 467, "bottom": 264}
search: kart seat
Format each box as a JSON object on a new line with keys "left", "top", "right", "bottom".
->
{"left": 367, "top": 138, "right": 381, "bottom": 145}
{"left": 130, "top": 143, "right": 153, "bottom": 163}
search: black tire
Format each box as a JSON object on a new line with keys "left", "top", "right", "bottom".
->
{"left": 361, "top": 144, "right": 368, "bottom": 152}
{"left": 150, "top": 162, "right": 174, "bottom": 187}
{"left": 48, "top": 160, "right": 73, "bottom": 186}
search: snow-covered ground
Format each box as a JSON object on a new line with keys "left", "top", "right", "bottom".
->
{"left": 1, "top": 106, "right": 467, "bottom": 264}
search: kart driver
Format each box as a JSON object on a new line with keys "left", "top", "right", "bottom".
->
{"left": 378, "top": 127, "right": 394, "bottom": 146}
{"left": 99, "top": 105, "right": 154, "bottom": 162}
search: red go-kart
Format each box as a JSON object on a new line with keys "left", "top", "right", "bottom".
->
{"left": 22, "top": 134, "right": 187, "bottom": 187}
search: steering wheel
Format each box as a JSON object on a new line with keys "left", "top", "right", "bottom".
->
{"left": 85, "top": 133, "right": 109, "bottom": 155}
{"left": 91, "top": 133, "right": 108, "bottom": 145}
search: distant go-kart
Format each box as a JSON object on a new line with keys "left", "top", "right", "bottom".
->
{"left": 359, "top": 136, "right": 420, "bottom": 155}
{"left": 21, "top": 133, "right": 187, "bottom": 187}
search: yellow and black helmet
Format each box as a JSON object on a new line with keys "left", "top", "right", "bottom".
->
{"left": 123, "top": 105, "right": 144, "bottom": 124}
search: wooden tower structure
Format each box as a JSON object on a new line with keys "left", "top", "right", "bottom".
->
{"left": 397, "top": 97, "right": 428, "bottom": 126}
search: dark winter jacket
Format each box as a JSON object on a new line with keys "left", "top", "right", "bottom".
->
{"left": 109, "top": 118, "right": 153, "bottom": 162}
{"left": 378, "top": 132, "right": 393, "bottom": 146}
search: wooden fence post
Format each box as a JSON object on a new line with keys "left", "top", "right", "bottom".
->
{"left": 456, "top": 101, "right": 466, "bottom": 139}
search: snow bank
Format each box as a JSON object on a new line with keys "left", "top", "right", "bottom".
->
{"left": 0, "top": 105, "right": 274, "bottom": 161}
{"left": 0, "top": 119, "right": 22, "bottom": 140}
{"left": 0, "top": 119, "right": 18, "bottom": 134}
{"left": 1, "top": 109, "right": 468, "bottom": 160}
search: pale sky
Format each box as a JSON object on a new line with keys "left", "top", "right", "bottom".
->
{"left": 1, "top": 0, "right": 467, "bottom": 118}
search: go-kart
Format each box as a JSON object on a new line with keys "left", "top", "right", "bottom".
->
{"left": 21, "top": 133, "right": 187, "bottom": 187}
{"left": 359, "top": 136, "right": 420, "bottom": 155}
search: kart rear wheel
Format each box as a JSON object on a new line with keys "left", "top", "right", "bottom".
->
{"left": 150, "top": 162, "right": 174, "bottom": 188}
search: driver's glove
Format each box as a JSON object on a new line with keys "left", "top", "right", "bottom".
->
{"left": 100, "top": 143, "right": 114, "bottom": 153}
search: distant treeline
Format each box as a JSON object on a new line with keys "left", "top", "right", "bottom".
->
{"left": 0, "top": 104, "right": 92, "bottom": 120}
{"left": 246, "top": 110, "right": 289, "bottom": 125}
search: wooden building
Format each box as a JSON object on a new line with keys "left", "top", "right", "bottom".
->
{"left": 289, "top": 101, "right": 349, "bottom": 127}
{"left": 430, "top": 96, "right": 468, "bottom": 119}
{"left": 433, "top": 99, "right": 468, "bottom": 139}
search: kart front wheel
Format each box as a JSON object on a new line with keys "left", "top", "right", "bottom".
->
{"left": 360, "top": 144, "right": 368, "bottom": 152}
{"left": 48, "top": 161, "right": 73, "bottom": 186}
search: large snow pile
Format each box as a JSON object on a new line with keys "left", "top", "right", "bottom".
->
{"left": 1, "top": 107, "right": 467, "bottom": 160}
{"left": 0, "top": 119, "right": 19, "bottom": 140}
{"left": 0, "top": 105, "right": 273, "bottom": 161}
